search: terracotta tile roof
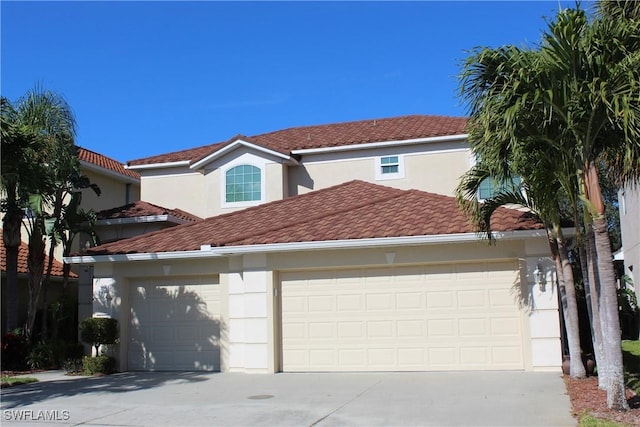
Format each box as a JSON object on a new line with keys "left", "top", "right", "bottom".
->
{"left": 85, "top": 180, "right": 542, "bottom": 256}
{"left": 128, "top": 115, "right": 468, "bottom": 167}
{"left": 78, "top": 147, "right": 141, "bottom": 180}
{"left": 0, "top": 231, "right": 77, "bottom": 278}
{"left": 97, "top": 201, "right": 202, "bottom": 222}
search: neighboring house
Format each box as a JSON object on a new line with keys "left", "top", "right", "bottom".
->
{"left": 67, "top": 115, "right": 563, "bottom": 374}
{"left": 1, "top": 147, "right": 141, "bottom": 333}
{"left": 619, "top": 185, "right": 640, "bottom": 331}
{"left": 78, "top": 147, "right": 141, "bottom": 213}
{"left": 0, "top": 231, "right": 78, "bottom": 331}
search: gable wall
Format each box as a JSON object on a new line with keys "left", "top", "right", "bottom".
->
{"left": 140, "top": 167, "right": 206, "bottom": 218}
{"left": 140, "top": 150, "right": 288, "bottom": 219}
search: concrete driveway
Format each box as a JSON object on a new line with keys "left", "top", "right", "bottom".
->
{"left": 1, "top": 371, "right": 575, "bottom": 426}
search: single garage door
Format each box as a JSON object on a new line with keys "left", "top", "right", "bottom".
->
{"left": 128, "top": 276, "right": 221, "bottom": 371}
{"left": 280, "top": 261, "right": 525, "bottom": 372}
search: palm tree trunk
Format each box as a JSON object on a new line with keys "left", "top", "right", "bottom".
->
{"left": 41, "top": 189, "right": 64, "bottom": 339}
{"left": 549, "top": 226, "right": 585, "bottom": 378}
{"left": 584, "top": 161, "right": 628, "bottom": 410}
{"left": 584, "top": 228, "right": 606, "bottom": 389}
{"left": 2, "top": 207, "right": 22, "bottom": 332}
{"left": 25, "top": 224, "right": 46, "bottom": 341}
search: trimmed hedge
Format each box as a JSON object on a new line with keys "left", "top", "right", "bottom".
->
{"left": 83, "top": 355, "right": 116, "bottom": 375}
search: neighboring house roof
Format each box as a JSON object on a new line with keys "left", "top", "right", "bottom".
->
{"left": 0, "top": 231, "right": 77, "bottom": 279}
{"left": 97, "top": 201, "right": 202, "bottom": 223}
{"left": 78, "top": 146, "right": 141, "bottom": 181}
{"left": 127, "top": 115, "right": 468, "bottom": 167}
{"left": 84, "top": 180, "right": 541, "bottom": 256}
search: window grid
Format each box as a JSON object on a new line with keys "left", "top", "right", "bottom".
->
{"left": 225, "top": 165, "right": 261, "bottom": 203}
{"left": 381, "top": 156, "right": 399, "bottom": 174}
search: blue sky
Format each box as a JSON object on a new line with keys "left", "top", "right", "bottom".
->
{"left": 2, "top": 1, "right": 579, "bottom": 163}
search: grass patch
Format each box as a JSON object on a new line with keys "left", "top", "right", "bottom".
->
{"left": 578, "top": 414, "right": 628, "bottom": 427}
{"left": 0, "top": 375, "right": 38, "bottom": 388}
{"left": 622, "top": 340, "right": 640, "bottom": 394}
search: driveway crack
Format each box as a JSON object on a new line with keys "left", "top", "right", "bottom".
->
{"left": 308, "top": 379, "right": 382, "bottom": 427}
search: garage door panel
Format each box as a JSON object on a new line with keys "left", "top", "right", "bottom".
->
{"left": 281, "top": 262, "right": 525, "bottom": 372}
{"left": 129, "top": 277, "right": 221, "bottom": 371}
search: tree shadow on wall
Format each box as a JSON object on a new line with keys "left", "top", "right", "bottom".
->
{"left": 128, "top": 282, "right": 225, "bottom": 372}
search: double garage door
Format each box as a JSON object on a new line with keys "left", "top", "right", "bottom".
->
{"left": 128, "top": 276, "right": 221, "bottom": 371}
{"left": 280, "top": 261, "right": 525, "bottom": 372}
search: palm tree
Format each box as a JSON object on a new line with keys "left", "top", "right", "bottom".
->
{"left": 458, "top": 2, "right": 640, "bottom": 409}
{"left": 2, "top": 87, "right": 78, "bottom": 339}
{"left": 535, "top": 6, "right": 640, "bottom": 410}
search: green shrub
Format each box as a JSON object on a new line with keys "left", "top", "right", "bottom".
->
{"left": 63, "top": 358, "right": 84, "bottom": 375}
{"left": 26, "top": 341, "right": 54, "bottom": 370}
{"left": 80, "top": 317, "right": 119, "bottom": 355}
{"left": 82, "top": 354, "right": 116, "bottom": 375}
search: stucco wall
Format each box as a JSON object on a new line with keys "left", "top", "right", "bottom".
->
{"left": 288, "top": 143, "right": 471, "bottom": 197}
{"left": 81, "top": 170, "right": 140, "bottom": 213}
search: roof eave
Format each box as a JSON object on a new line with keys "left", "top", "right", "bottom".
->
{"left": 291, "top": 134, "right": 469, "bottom": 155}
{"left": 126, "top": 160, "right": 192, "bottom": 170}
{"left": 64, "top": 228, "right": 550, "bottom": 265}
{"left": 80, "top": 161, "right": 140, "bottom": 184}
{"left": 95, "top": 215, "right": 191, "bottom": 226}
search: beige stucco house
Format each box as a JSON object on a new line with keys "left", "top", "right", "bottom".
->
{"left": 66, "top": 115, "right": 564, "bottom": 373}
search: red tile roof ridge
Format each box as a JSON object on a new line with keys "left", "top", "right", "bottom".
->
{"left": 255, "top": 114, "right": 461, "bottom": 137}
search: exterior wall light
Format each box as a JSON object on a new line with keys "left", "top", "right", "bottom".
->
{"left": 533, "top": 265, "right": 546, "bottom": 292}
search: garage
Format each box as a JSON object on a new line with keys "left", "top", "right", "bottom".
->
{"left": 280, "top": 261, "right": 526, "bottom": 372}
{"left": 128, "top": 276, "right": 221, "bottom": 371}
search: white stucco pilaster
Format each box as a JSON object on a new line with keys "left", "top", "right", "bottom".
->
{"left": 227, "top": 254, "right": 270, "bottom": 373}
{"left": 525, "top": 237, "right": 562, "bottom": 371}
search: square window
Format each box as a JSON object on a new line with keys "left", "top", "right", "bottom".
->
{"left": 376, "top": 155, "right": 403, "bottom": 180}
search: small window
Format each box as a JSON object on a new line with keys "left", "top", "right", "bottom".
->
{"left": 381, "top": 156, "right": 399, "bottom": 174}
{"left": 478, "top": 176, "right": 522, "bottom": 200}
{"left": 376, "top": 155, "right": 404, "bottom": 180}
{"left": 225, "top": 165, "right": 261, "bottom": 203}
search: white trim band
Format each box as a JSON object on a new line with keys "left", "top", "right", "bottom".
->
{"left": 291, "top": 134, "right": 468, "bottom": 155}
{"left": 65, "top": 228, "right": 551, "bottom": 265}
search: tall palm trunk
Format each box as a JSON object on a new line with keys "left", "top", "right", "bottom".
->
{"left": 2, "top": 204, "right": 22, "bottom": 332}
{"left": 584, "top": 161, "right": 628, "bottom": 410}
{"left": 583, "top": 229, "right": 606, "bottom": 389}
{"left": 26, "top": 225, "right": 45, "bottom": 340}
{"left": 549, "top": 226, "right": 585, "bottom": 378}
{"left": 41, "top": 188, "right": 65, "bottom": 339}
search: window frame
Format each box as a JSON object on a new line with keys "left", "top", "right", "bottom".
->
{"left": 221, "top": 162, "right": 265, "bottom": 208}
{"left": 375, "top": 154, "right": 404, "bottom": 181}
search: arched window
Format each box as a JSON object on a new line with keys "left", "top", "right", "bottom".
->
{"left": 225, "top": 165, "right": 261, "bottom": 203}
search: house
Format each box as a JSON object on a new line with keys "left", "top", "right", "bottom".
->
{"left": 66, "top": 115, "right": 563, "bottom": 373}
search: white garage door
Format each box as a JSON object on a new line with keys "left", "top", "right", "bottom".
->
{"left": 280, "top": 261, "right": 525, "bottom": 372}
{"left": 129, "top": 276, "right": 221, "bottom": 371}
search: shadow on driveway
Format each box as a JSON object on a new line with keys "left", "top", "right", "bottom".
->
{"left": 0, "top": 371, "right": 212, "bottom": 409}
